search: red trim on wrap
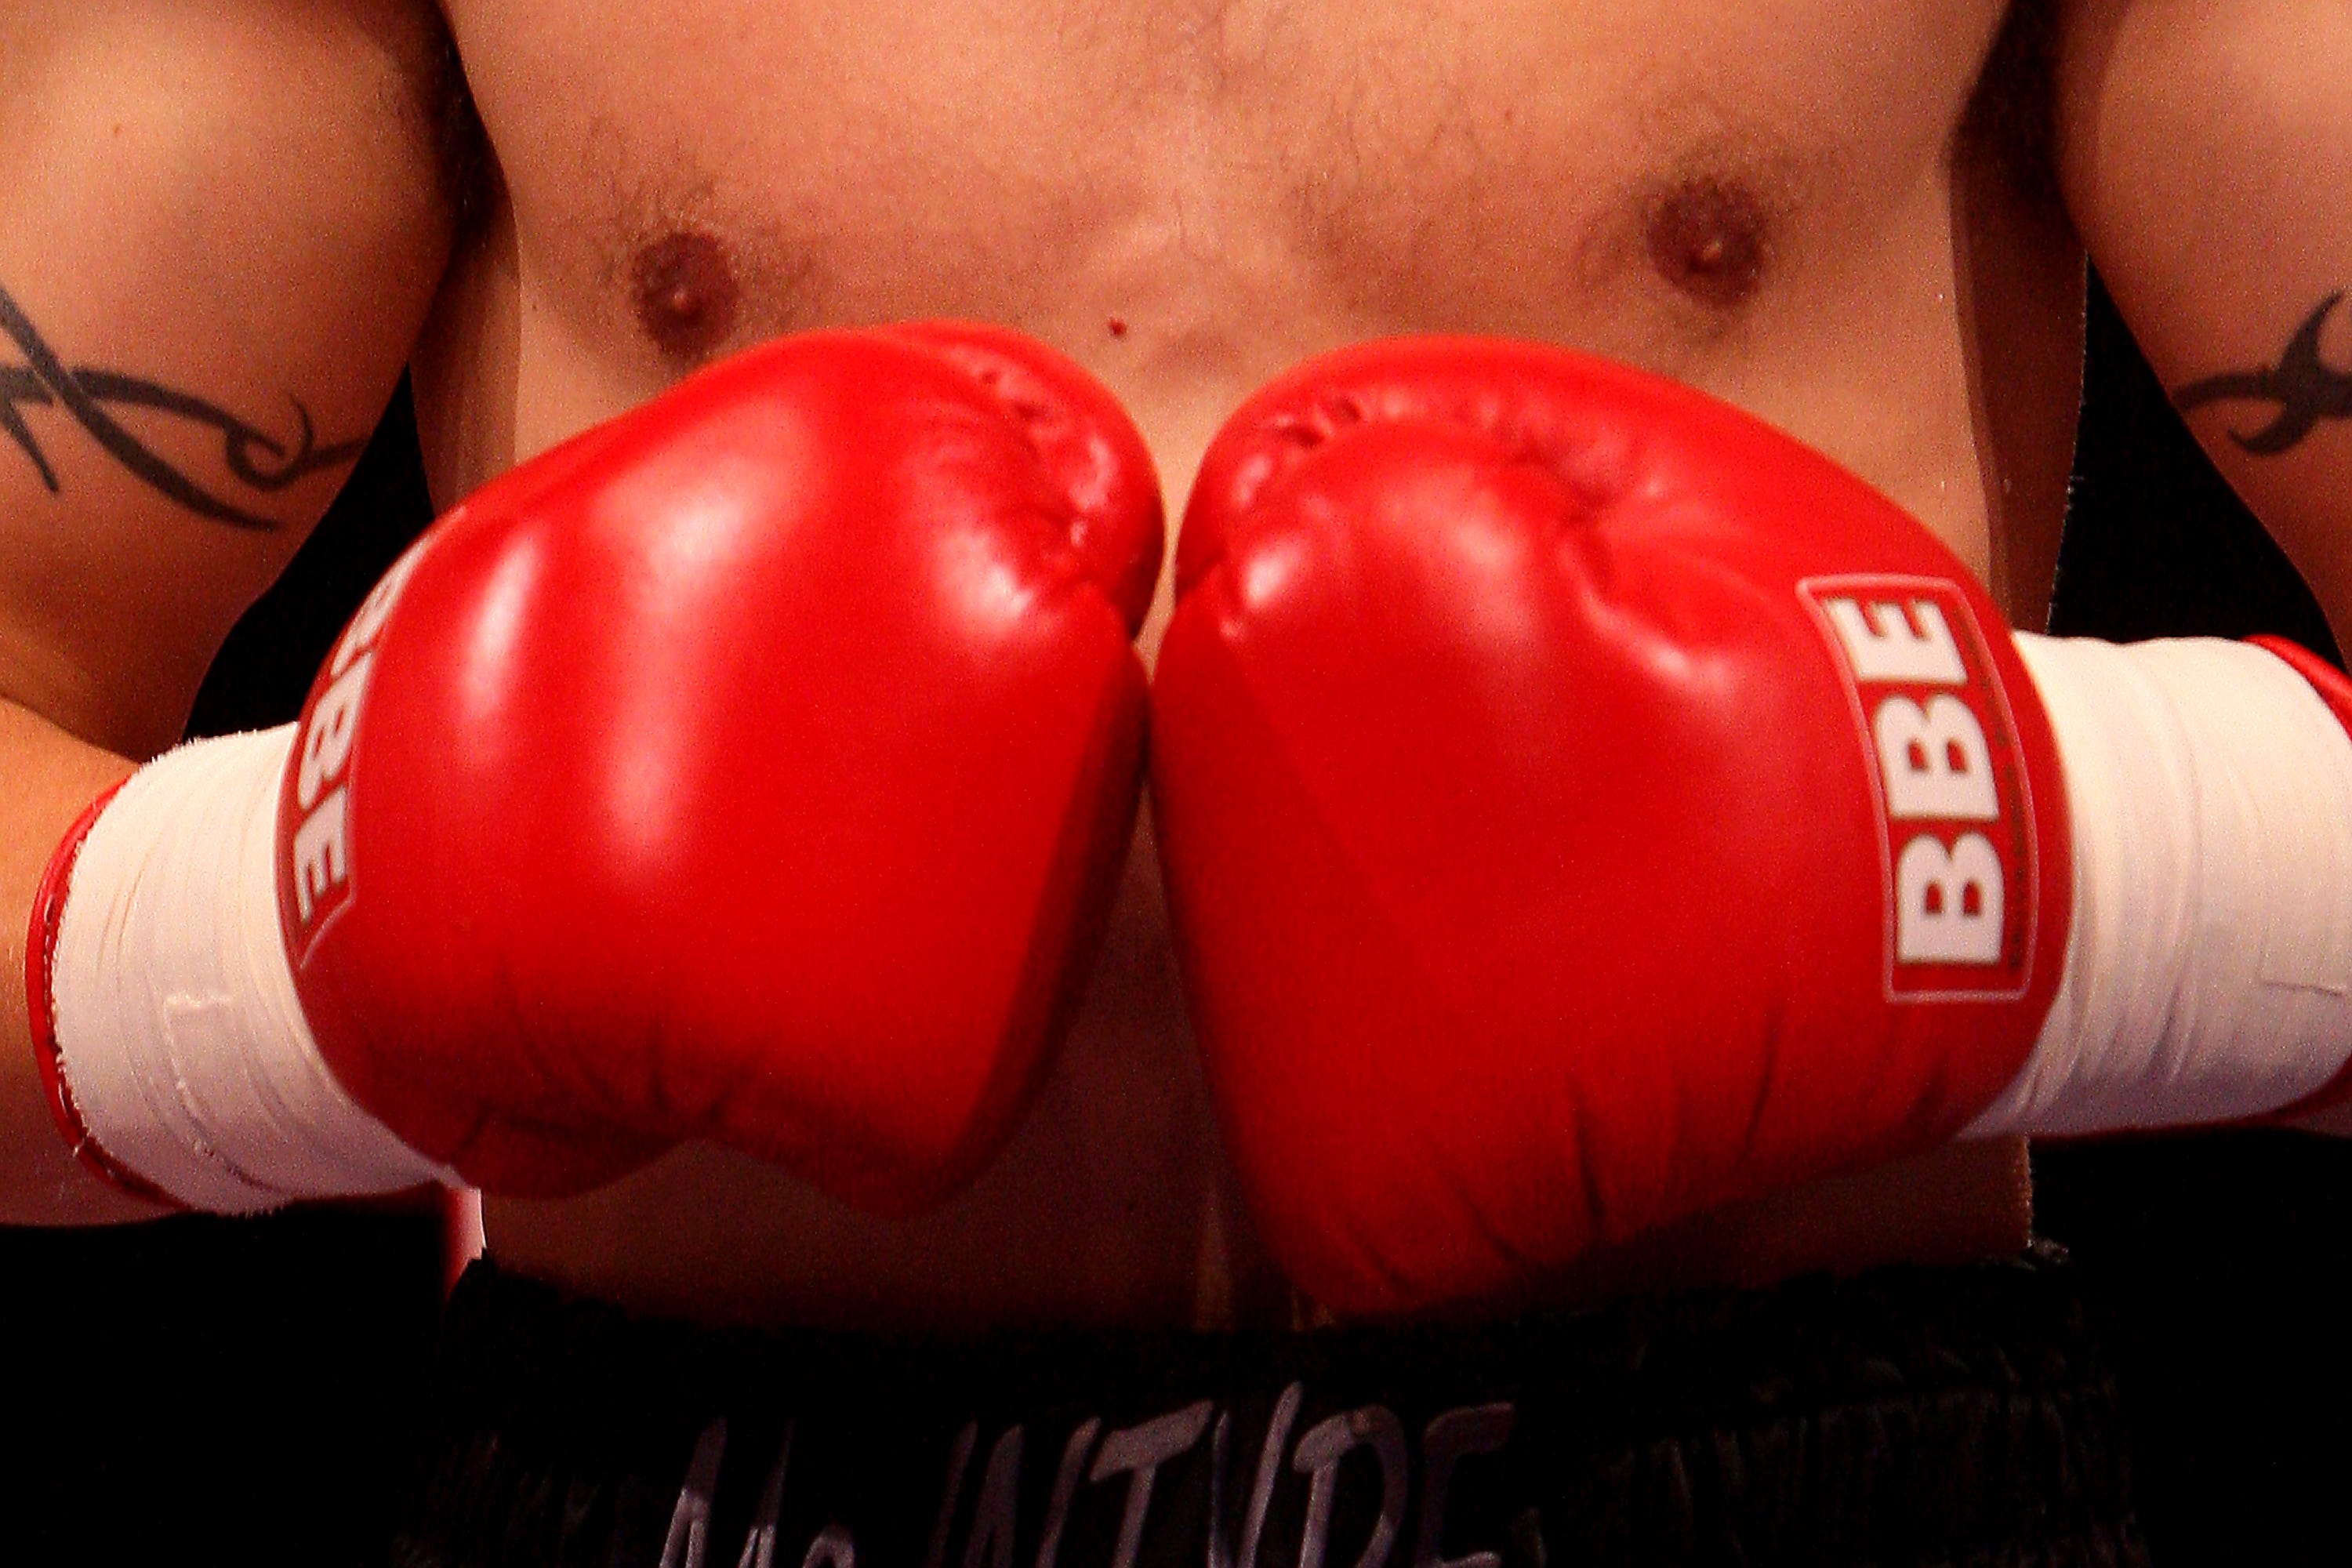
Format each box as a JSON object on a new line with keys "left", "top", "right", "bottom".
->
{"left": 2249, "top": 635, "right": 2352, "bottom": 733}
{"left": 2246, "top": 637, "right": 2352, "bottom": 1120}
{"left": 26, "top": 781, "right": 179, "bottom": 1208}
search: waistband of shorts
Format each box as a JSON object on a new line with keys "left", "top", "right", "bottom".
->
{"left": 396, "top": 1243, "right": 2145, "bottom": 1568}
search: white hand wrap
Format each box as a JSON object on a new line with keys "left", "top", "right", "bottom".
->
{"left": 1965, "top": 636, "right": 2352, "bottom": 1136}
{"left": 48, "top": 725, "right": 457, "bottom": 1212}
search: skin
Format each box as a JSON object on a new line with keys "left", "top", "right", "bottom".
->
{"left": 431, "top": 0, "right": 2067, "bottom": 1329}
{"left": 0, "top": 0, "right": 2347, "bottom": 1329}
{"left": 0, "top": 0, "right": 453, "bottom": 1223}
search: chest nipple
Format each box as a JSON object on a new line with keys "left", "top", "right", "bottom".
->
{"left": 1643, "top": 176, "right": 1771, "bottom": 310}
{"left": 631, "top": 229, "right": 742, "bottom": 363}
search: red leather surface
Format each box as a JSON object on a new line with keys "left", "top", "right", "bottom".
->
{"left": 1154, "top": 338, "right": 2070, "bottom": 1314}
{"left": 278, "top": 324, "right": 1161, "bottom": 1212}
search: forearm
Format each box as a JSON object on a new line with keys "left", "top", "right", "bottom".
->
{"left": 2056, "top": 0, "right": 2352, "bottom": 642}
{"left": 0, "top": 695, "right": 151, "bottom": 1223}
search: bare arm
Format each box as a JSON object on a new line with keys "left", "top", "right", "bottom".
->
{"left": 2055, "top": 0, "right": 2352, "bottom": 644}
{"left": 0, "top": 0, "right": 456, "bottom": 1221}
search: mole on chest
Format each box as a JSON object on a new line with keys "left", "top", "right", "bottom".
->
{"left": 603, "top": 128, "right": 1785, "bottom": 359}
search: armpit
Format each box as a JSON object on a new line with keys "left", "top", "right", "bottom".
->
{"left": 1959, "top": 0, "right": 2060, "bottom": 210}
{"left": 426, "top": 21, "right": 494, "bottom": 238}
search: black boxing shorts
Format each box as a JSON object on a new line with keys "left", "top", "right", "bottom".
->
{"left": 394, "top": 1247, "right": 2147, "bottom": 1568}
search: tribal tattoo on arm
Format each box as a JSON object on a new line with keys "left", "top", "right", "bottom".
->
{"left": 2175, "top": 291, "right": 2352, "bottom": 456}
{"left": 0, "top": 282, "right": 365, "bottom": 530}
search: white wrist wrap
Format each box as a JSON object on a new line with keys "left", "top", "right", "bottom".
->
{"left": 1965, "top": 636, "right": 2352, "bottom": 1136}
{"left": 49, "top": 725, "right": 456, "bottom": 1211}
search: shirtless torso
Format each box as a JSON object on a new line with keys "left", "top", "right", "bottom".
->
{"left": 13, "top": 0, "right": 2348, "bottom": 1330}
{"left": 419, "top": 0, "right": 2082, "bottom": 1330}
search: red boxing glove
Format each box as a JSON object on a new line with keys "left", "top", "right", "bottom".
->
{"left": 1156, "top": 338, "right": 2352, "bottom": 1319}
{"left": 1151, "top": 339, "right": 2073, "bottom": 1315}
{"left": 35, "top": 322, "right": 1160, "bottom": 1214}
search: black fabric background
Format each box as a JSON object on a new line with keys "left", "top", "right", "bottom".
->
{"left": 2031, "top": 276, "right": 2352, "bottom": 1566}
{"left": 4, "top": 275, "right": 2349, "bottom": 1563}
{"left": 0, "top": 387, "right": 443, "bottom": 1568}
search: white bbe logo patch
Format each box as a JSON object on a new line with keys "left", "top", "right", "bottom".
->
{"left": 282, "top": 541, "right": 430, "bottom": 964}
{"left": 1801, "top": 575, "right": 2039, "bottom": 1000}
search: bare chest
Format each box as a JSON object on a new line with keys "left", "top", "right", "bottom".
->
{"left": 445, "top": 0, "right": 2083, "bottom": 1324}
{"left": 442, "top": 1, "right": 2013, "bottom": 398}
